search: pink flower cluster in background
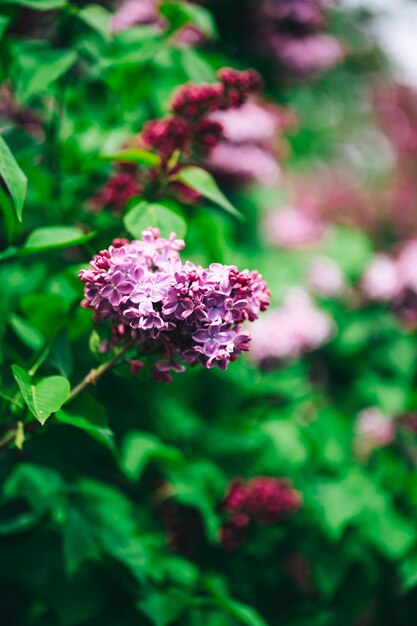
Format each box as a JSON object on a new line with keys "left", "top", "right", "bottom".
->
{"left": 79, "top": 228, "right": 270, "bottom": 382}
{"left": 205, "top": 101, "right": 293, "bottom": 185}
{"left": 307, "top": 257, "right": 344, "bottom": 297}
{"left": 250, "top": 290, "right": 333, "bottom": 364}
{"left": 264, "top": 205, "right": 326, "bottom": 248}
{"left": 220, "top": 477, "right": 301, "bottom": 550}
{"left": 354, "top": 407, "right": 396, "bottom": 458}
{"left": 362, "top": 240, "right": 417, "bottom": 326}
{"left": 255, "top": 0, "right": 344, "bottom": 77}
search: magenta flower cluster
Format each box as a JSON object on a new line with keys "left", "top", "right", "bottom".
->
{"left": 79, "top": 228, "right": 270, "bottom": 382}
{"left": 220, "top": 477, "right": 302, "bottom": 551}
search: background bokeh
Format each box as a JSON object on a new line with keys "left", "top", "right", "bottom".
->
{"left": 2, "top": 1, "right": 417, "bottom": 625}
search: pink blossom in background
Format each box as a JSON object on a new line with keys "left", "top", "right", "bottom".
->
{"left": 250, "top": 290, "right": 333, "bottom": 364}
{"left": 206, "top": 143, "right": 281, "bottom": 185}
{"left": 205, "top": 100, "right": 291, "bottom": 185}
{"left": 264, "top": 206, "right": 326, "bottom": 248}
{"left": 308, "top": 257, "right": 344, "bottom": 296}
{"left": 265, "top": 33, "right": 344, "bottom": 76}
{"left": 254, "top": 0, "right": 344, "bottom": 78}
{"left": 374, "top": 84, "right": 417, "bottom": 159}
{"left": 111, "top": 0, "right": 160, "bottom": 32}
{"left": 361, "top": 241, "right": 417, "bottom": 327}
{"left": 397, "top": 240, "right": 417, "bottom": 292}
{"left": 362, "top": 254, "right": 404, "bottom": 302}
{"left": 259, "top": 0, "right": 326, "bottom": 29}
{"left": 209, "top": 101, "right": 289, "bottom": 144}
{"left": 354, "top": 408, "right": 396, "bottom": 458}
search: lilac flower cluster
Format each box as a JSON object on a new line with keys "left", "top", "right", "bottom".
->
{"left": 255, "top": 0, "right": 344, "bottom": 77}
{"left": 220, "top": 477, "right": 301, "bottom": 551}
{"left": 362, "top": 240, "right": 417, "bottom": 326}
{"left": 79, "top": 228, "right": 270, "bottom": 382}
{"left": 250, "top": 290, "right": 333, "bottom": 365}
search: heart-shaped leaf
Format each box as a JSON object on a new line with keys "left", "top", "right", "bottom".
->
{"left": 12, "top": 365, "right": 70, "bottom": 425}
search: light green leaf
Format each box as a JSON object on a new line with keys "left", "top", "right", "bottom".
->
{"left": 159, "top": 2, "right": 217, "bottom": 38}
{"left": 21, "top": 226, "right": 95, "bottom": 253}
{"left": 4, "top": 0, "right": 67, "bottom": 7}
{"left": 177, "top": 166, "right": 242, "bottom": 219}
{"left": 0, "top": 134, "right": 27, "bottom": 221}
{"left": 77, "top": 4, "right": 111, "bottom": 39}
{"left": 12, "top": 365, "right": 70, "bottom": 425}
{"left": 124, "top": 200, "right": 187, "bottom": 239}
{"left": 100, "top": 147, "right": 160, "bottom": 166}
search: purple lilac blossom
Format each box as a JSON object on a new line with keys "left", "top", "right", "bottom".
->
{"left": 79, "top": 228, "right": 270, "bottom": 382}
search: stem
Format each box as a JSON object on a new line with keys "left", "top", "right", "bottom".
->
{"left": 0, "top": 429, "right": 17, "bottom": 450}
{"left": 0, "top": 342, "right": 132, "bottom": 451}
{"left": 65, "top": 342, "right": 132, "bottom": 404}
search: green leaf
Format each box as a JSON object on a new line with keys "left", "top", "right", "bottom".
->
{"left": 56, "top": 409, "right": 116, "bottom": 453}
{"left": 77, "top": 4, "right": 111, "bottom": 39}
{"left": 100, "top": 148, "right": 161, "bottom": 167}
{"left": 14, "top": 45, "right": 77, "bottom": 101}
{"left": 63, "top": 508, "right": 100, "bottom": 575}
{"left": 138, "top": 589, "right": 192, "bottom": 626}
{"left": 203, "top": 576, "right": 268, "bottom": 626}
{"left": 121, "top": 432, "right": 183, "bottom": 480}
{"left": 3, "top": 463, "right": 64, "bottom": 511}
{"left": 159, "top": 2, "right": 217, "bottom": 38}
{"left": 21, "top": 226, "right": 95, "bottom": 253}
{"left": 0, "top": 15, "right": 11, "bottom": 41}
{"left": 0, "top": 134, "right": 27, "bottom": 221}
{"left": 9, "top": 314, "right": 45, "bottom": 351}
{"left": 3, "top": 0, "right": 67, "bottom": 7}
{"left": 177, "top": 167, "right": 242, "bottom": 219}
{"left": 124, "top": 200, "right": 187, "bottom": 239}
{"left": 12, "top": 365, "right": 70, "bottom": 425}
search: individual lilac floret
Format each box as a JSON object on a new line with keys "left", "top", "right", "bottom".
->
{"left": 79, "top": 228, "right": 270, "bottom": 382}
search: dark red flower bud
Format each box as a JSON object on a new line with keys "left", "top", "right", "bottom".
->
{"left": 194, "top": 118, "right": 224, "bottom": 151}
{"left": 170, "top": 83, "right": 224, "bottom": 119}
{"left": 218, "top": 68, "right": 263, "bottom": 108}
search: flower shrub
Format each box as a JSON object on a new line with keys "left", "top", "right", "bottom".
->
{"left": 2, "top": 2, "right": 417, "bottom": 626}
